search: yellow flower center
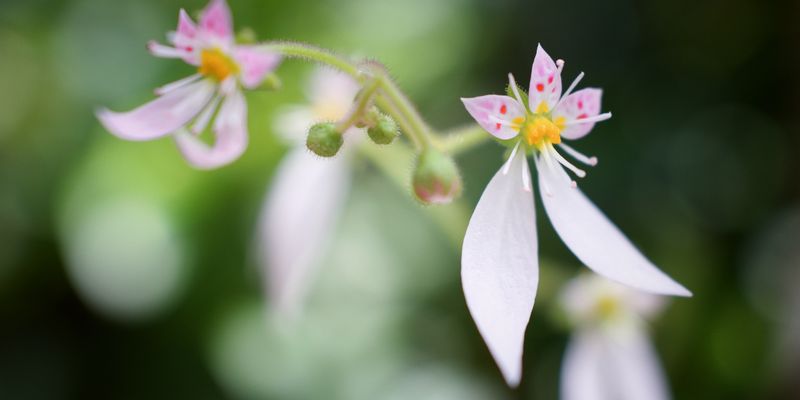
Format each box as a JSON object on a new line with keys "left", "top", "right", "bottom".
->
{"left": 517, "top": 115, "right": 565, "bottom": 149}
{"left": 594, "top": 295, "right": 620, "bottom": 320}
{"left": 198, "top": 48, "right": 239, "bottom": 82}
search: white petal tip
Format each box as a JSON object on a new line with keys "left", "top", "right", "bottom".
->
{"left": 503, "top": 372, "right": 521, "bottom": 388}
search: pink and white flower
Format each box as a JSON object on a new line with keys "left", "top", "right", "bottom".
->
{"left": 559, "top": 274, "right": 671, "bottom": 400}
{"left": 460, "top": 44, "right": 690, "bottom": 386}
{"left": 257, "top": 68, "right": 361, "bottom": 317}
{"left": 96, "top": 0, "right": 282, "bottom": 169}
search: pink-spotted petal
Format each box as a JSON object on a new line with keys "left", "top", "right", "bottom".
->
{"left": 97, "top": 80, "right": 215, "bottom": 141}
{"left": 176, "top": 9, "right": 197, "bottom": 38}
{"left": 561, "top": 330, "right": 670, "bottom": 400}
{"left": 537, "top": 160, "right": 691, "bottom": 297}
{"left": 461, "top": 95, "right": 525, "bottom": 140}
{"left": 174, "top": 90, "right": 247, "bottom": 169}
{"left": 258, "top": 148, "right": 350, "bottom": 317}
{"left": 553, "top": 88, "right": 603, "bottom": 140}
{"left": 171, "top": 9, "right": 200, "bottom": 64}
{"left": 199, "top": 0, "right": 233, "bottom": 41}
{"left": 528, "top": 44, "right": 562, "bottom": 113}
{"left": 462, "top": 149, "right": 538, "bottom": 387}
{"left": 235, "top": 46, "right": 282, "bottom": 89}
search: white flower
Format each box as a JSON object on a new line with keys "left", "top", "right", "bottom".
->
{"left": 559, "top": 274, "right": 671, "bottom": 400}
{"left": 257, "top": 68, "right": 360, "bottom": 316}
{"left": 460, "top": 44, "right": 690, "bottom": 386}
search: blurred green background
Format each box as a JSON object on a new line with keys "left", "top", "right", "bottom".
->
{"left": 1, "top": 0, "right": 799, "bottom": 398}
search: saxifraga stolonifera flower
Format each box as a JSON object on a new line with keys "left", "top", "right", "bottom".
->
{"left": 460, "top": 44, "right": 691, "bottom": 386}
{"left": 97, "top": 0, "right": 281, "bottom": 169}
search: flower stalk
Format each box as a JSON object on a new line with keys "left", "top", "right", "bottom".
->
{"left": 258, "top": 41, "right": 486, "bottom": 155}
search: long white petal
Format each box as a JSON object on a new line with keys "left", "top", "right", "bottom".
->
{"left": 561, "top": 329, "right": 670, "bottom": 400}
{"left": 97, "top": 80, "right": 215, "bottom": 141}
{"left": 609, "top": 329, "right": 671, "bottom": 400}
{"left": 537, "top": 161, "right": 691, "bottom": 297}
{"left": 461, "top": 150, "right": 538, "bottom": 387}
{"left": 561, "top": 332, "right": 606, "bottom": 400}
{"left": 257, "top": 148, "right": 350, "bottom": 317}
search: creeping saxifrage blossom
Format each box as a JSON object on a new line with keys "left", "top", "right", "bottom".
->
{"left": 460, "top": 44, "right": 691, "bottom": 386}
{"left": 257, "top": 68, "right": 361, "bottom": 316}
{"left": 559, "top": 274, "right": 671, "bottom": 400}
{"left": 97, "top": 0, "right": 281, "bottom": 169}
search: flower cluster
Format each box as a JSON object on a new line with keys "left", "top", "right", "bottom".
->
{"left": 94, "top": 0, "right": 692, "bottom": 393}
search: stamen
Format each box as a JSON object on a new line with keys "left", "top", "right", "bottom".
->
{"left": 556, "top": 59, "right": 565, "bottom": 75}
{"left": 558, "top": 142, "right": 598, "bottom": 166}
{"left": 155, "top": 74, "right": 202, "bottom": 96}
{"left": 547, "top": 143, "right": 586, "bottom": 178}
{"left": 566, "top": 112, "right": 612, "bottom": 125}
{"left": 147, "top": 41, "right": 185, "bottom": 58}
{"left": 521, "top": 159, "right": 531, "bottom": 192}
{"left": 533, "top": 155, "right": 553, "bottom": 197}
{"left": 191, "top": 94, "right": 221, "bottom": 134}
{"left": 554, "top": 72, "right": 584, "bottom": 110}
{"left": 502, "top": 141, "right": 521, "bottom": 175}
{"left": 507, "top": 73, "right": 526, "bottom": 107}
{"left": 219, "top": 77, "right": 237, "bottom": 96}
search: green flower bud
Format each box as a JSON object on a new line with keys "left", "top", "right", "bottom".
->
{"left": 412, "top": 148, "right": 463, "bottom": 205}
{"left": 306, "top": 122, "right": 343, "bottom": 157}
{"left": 367, "top": 114, "right": 399, "bottom": 145}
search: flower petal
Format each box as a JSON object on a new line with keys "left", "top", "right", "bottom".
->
{"left": 561, "top": 332, "right": 605, "bottom": 400}
{"left": 273, "top": 105, "right": 314, "bottom": 145}
{"left": 234, "top": 46, "right": 282, "bottom": 89}
{"left": 308, "top": 67, "right": 361, "bottom": 108}
{"left": 257, "top": 148, "right": 350, "bottom": 316}
{"left": 97, "top": 80, "right": 215, "bottom": 141}
{"left": 171, "top": 9, "right": 200, "bottom": 64}
{"left": 561, "top": 330, "right": 670, "bottom": 400}
{"left": 462, "top": 150, "right": 538, "bottom": 387}
{"left": 174, "top": 89, "right": 247, "bottom": 169}
{"left": 537, "top": 160, "right": 691, "bottom": 297}
{"left": 461, "top": 95, "right": 526, "bottom": 140}
{"left": 199, "top": 0, "right": 233, "bottom": 41}
{"left": 553, "top": 88, "right": 603, "bottom": 140}
{"left": 528, "top": 44, "right": 562, "bottom": 113}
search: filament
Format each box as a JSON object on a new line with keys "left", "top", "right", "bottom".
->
{"left": 565, "top": 112, "right": 612, "bottom": 125}
{"left": 558, "top": 142, "right": 598, "bottom": 166}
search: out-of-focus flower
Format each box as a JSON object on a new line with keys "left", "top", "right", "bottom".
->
{"left": 96, "top": 0, "right": 281, "bottom": 169}
{"left": 559, "top": 274, "right": 670, "bottom": 400}
{"left": 460, "top": 44, "right": 690, "bottom": 386}
{"left": 257, "top": 67, "right": 361, "bottom": 317}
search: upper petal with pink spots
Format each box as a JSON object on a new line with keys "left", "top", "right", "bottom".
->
{"left": 553, "top": 88, "right": 602, "bottom": 140}
{"left": 462, "top": 95, "right": 526, "bottom": 140}
{"left": 528, "top": 44, "right": 562, "bottom": 113}
{"left": 199, "top": 0, "right": 234, "bottom": 42}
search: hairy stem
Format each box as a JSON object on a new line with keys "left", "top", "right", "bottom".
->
{"left": 439, "top": 124, "right": 491, "bottom": 155}
{"left": 259, "top": 41, "right": 433, "bottom": 150}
